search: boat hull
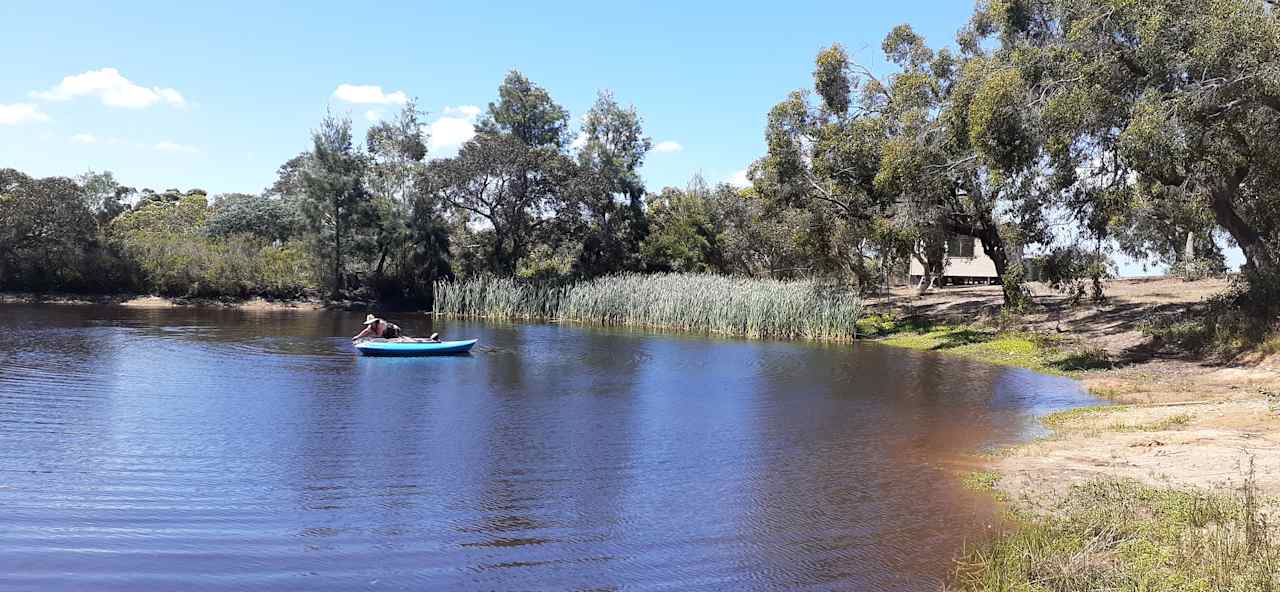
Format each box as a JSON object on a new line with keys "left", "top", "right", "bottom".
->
{"left": 354, "top": 338, "right": 477, "bottom": 357}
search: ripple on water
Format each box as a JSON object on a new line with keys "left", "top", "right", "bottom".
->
{"left": 0, "top": 306, "right": 1098, "bottom": 591}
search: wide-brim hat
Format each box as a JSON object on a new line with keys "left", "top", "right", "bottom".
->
{"left": 363, "top": 314, "right": 380, "bottom": 325}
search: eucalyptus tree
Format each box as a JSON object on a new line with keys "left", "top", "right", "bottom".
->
{"left": 76, "top": 170, "right": 131, "bottom": 225}
{"left": 429, "top": 72, "right": 575, "bottom": 276}
{"left": 0, "top": 169, "right": 112, "bottom": 291}
{"left": 300, "top": 113, "right": 371, "bottom": 297}
{"left": 364, "top": 100, "right": 451, "bottom": 300}
{"left": 424, "top": 133, "right": 572, "bottom": 275}
{"left": 756, "top": 44, "right": 905, "bottom": 291}
{"left": 870, "top": 25, "right": 1057, "bottom": 305}
{"left": 762, "top": 35, "right": 1050, "bottom": 302}
{"left": 572, "top": 91, "right": 653, "bottom": 276}
{"left": 972, "top": 0, "right": 1280, "bottom": 294}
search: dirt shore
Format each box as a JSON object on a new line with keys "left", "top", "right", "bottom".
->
{"left": 0, "top": 292, "right": 328, "bottom": 311}
{"left": 867, "top": 277, "right": 1280, "bottom": 501}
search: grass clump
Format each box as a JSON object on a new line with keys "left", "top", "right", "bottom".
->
{"left": 878, "top": 325, "right": 1068, "bottom": 374}
{"left": 1109, "top": 413, "right": 1193, "bottom": 433}
{"left": 433, "top": 273, "right": 863, "bottom": 341}
{"left": 953, "top": 473, "right": 1279, "bottom": 591}
{"left": 1040, "top": 405, "right": 1124, "bottom": 429}
{"left": 964, "top": 471, "right": 1003, "bottom": 492}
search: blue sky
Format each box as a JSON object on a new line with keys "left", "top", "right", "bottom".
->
{"left": 0, "top": 0, "right": 978, "bottom": 195}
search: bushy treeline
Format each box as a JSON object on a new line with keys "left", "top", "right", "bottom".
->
{"left": 0, "top": 171, "right": 314, "bottom": 298}
{"left": 433, "top": 273, "right": 862, "bottom": 341}
{"left": 0, "top": 71, "right": 857, "bottom": 303}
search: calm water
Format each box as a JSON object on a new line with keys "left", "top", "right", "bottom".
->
{"left": 0, "top": 304, "right": 1095, "bottom": 591}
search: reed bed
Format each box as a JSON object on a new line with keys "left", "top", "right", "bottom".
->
{"left": 432, "top": 273, "right": 863, "bottom": 341}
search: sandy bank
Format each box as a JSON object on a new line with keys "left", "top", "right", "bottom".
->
{"left": 868, "top": 278, "right": 1280, "bottom": 499}
{"left": 0, "top": 292, "right": 328, "bottom": 311}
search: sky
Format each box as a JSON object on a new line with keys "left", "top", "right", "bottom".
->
{"left": 0, "top": 0, "right": 981, "bottom": 192}
{"left": 0, "top": 0, "right": 1230, "bottom": 275}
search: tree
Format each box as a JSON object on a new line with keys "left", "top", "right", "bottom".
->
{"left": 364, "top": 101, "right": 453, "bottom": 302}
{"left": 0, "top": 169, "right": 118, "bottom": 291}
{"left": 477, "top": 70, "right": 570, "bottom": 149}
{"left": 974, "top": 0, "right": 1280, "bottom": 295}
{"left": 206, "top": 192, "right": 305, "bottom": 243}
{"left": 642, "top": 179, "right": 727, "bottom": 273}
{"left": 429, "top": 73, "right": 575, "bottom": 277}
{"left": 425, "top": 133, "right": 572, "bottom": 275}
{"left": 300, "top": 114, "right": 371, "bottom": 297}
{"left": 77, "top": 170, "right": 131, "bottom": 225}
{"left": 572, "top": 91, "right": 653, "bottom": 276}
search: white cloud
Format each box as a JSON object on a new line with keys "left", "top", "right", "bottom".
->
{"left": 70, "top": 133, "right": 97, "bottom": 144}
{"left": 728, "top": 168, "right": 751, "bottom": 187}
{"left": 365, "top": 109, "right": 383, "bottom": 122}
{"left": 333, "top": 84, "right": 407, "bottom": 105}
{"left": 0, "top": 103, "right": 49, "bottom": 124}
{"left": 654, "top": 140, "right": 683, "bottom": 153}
{"left": 32, "top": 68, "right": 186, "bottom": 109}
{"left": 443, "top": 105, "right": 481, "bottom": 118}
{"left": 425, "top": 105, "right": 481, "bottom": 154}
{"left": 154, "top": 141, "right": 198, "bottom": 153}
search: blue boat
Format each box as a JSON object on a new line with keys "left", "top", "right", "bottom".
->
{"left": 354, "top": 338, "right": 478, "bottom": 357}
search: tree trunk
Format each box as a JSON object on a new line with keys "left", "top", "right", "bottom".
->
{"left": 974, "top": 217, "right": 1018, "bottom": 305}
{"left": 916, "top": 237, "right": 946, "bottom": 294}
{"left": 1208, "top": 188, "right": 1280, "bottom": 283}
{"left": 333, "top": 202, "right": 343, "bottom": 298}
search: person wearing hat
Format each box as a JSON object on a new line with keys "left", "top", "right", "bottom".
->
{"left": 351, "top": 314, "right": 406, "bottom": 342}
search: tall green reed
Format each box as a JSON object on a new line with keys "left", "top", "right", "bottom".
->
{"left": 433, "top": 273, "right": 863, "bottom": 341}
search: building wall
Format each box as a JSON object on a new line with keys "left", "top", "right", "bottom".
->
{"left": 908, "top": 237, "right": 1000, "bottom": 279}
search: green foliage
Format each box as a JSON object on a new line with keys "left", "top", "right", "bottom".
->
{"left": 571, "top": 90, "right": 653, "bottom": 276}
{"left": 478, "top": 70, "right": 570, "bottom": 148}
{"left": 109, "top": 194, "right": 315, "bottom": 298}
{"left": 434, "top": 273, "right": 864, "bottom": 341}
{"left": 953, "top": 477, "right": 1278, "bottom": 590}
{"left": 301, "top": 113, "right": 371, "bottom": 297}
{"left": 983, "top": 0, "right": 1280, "bottom": 295}
{"left": 0, "top": 168, "right": 134, "bottom": 292}
{"left": 1039, "top": 244, "right": 1112, "bottom": 305}
{"left": 813, "top": 44, "right": 852, "bottom": 114}
{"left": 206, "top": 192, "right": 305, "bottom": 242}
{"left": 855, "top": 312, "right": 901, "bottom": 337}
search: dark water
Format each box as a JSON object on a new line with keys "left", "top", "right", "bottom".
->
{"left": 0, "top": 304, "right": 1095, "bottom": 591}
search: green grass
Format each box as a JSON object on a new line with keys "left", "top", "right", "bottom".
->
{"left": 878, "top": 324, "right": 1073, "bottom": 374}
{"left": 1110, "top": 413, "right": 1194, "bottom": 433}
{"left": 952, "top": 475, "right": 1279, "bottom": 591}
{"left": 1040, "top": 405, "right": 1125, "bottom": 429}
{"left": 433, "top": 273, "right": 863, "bottom": 341}
{"left": 1039, "top": 406, "right": 1191, "bottom": 435}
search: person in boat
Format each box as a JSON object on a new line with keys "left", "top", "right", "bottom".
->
{"left": 351, "top": 315, "right": 439, "bottom": 343}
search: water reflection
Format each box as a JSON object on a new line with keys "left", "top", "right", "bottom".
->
{"left": 0, "top": 304, "right": 1095, "bottom": 591}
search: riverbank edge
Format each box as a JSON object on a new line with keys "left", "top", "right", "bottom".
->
{"left": 0, "top": 291, "right": 366, "bottom": 312}
{"left": 864, "top": 318, "right": 1280, "bottom": 588}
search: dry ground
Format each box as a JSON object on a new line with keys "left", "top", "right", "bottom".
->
{"left": 0, "top": 292, "right": 326, "bottom": 310}
{"left": 869, "top": 277, "right": 1280, "bottom": 501}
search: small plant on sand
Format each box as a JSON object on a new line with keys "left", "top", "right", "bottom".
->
{"left": 953, "top": 467, "right": 1279, "bottom": 591}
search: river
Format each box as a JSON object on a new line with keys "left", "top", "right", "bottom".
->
{"left": 0, "top": 304, "right": 1095, "bottom": 591}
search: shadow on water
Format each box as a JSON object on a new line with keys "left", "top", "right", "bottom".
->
{"left": 0, "top": 304, "right": 1096, "bottom": 591}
